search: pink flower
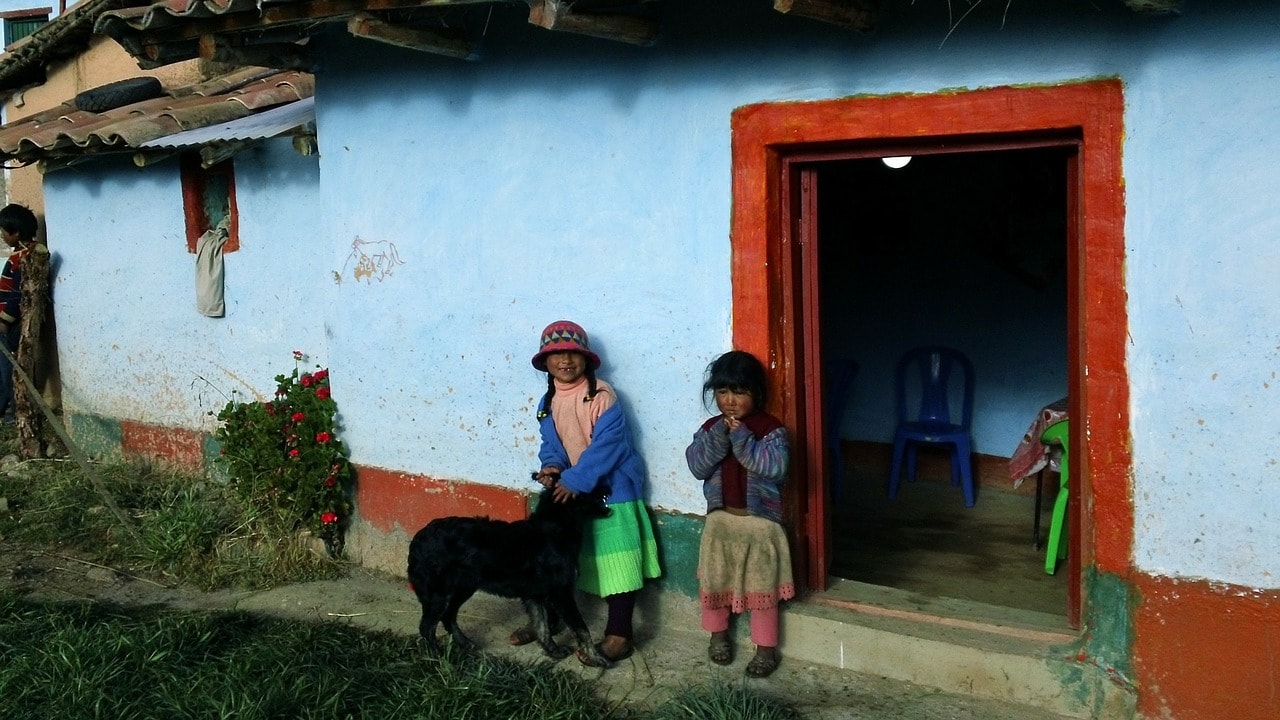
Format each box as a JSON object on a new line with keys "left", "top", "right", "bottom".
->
{"left": 316, "top": 387, "right": 331, "bottom": 400}
{"left": 292, "top": 350, "right": 304, "bottom": 360}
{"left": 316, "top": 431, "right": 332, "bottom": 444}
{"left": 321, "top": 512, "right": 338, "bottom": 525}
{"left": 291, "top": 412, "right": 305, "bottom": 422}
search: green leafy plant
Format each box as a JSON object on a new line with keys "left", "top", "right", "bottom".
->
{"left": 214, "top": 351, "right": 353, "bottom": 555}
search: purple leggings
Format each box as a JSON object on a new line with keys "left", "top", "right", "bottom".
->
{"left": 604, "top": 591, "right": 637, "bottom": 638}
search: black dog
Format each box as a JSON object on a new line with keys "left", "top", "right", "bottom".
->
{"left": 407, "top": 483, "right": 611, "bottom": 666}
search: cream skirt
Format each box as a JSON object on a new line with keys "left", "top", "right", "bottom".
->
{"left": 697, "top": 510, "right": 795, "bottom": 612}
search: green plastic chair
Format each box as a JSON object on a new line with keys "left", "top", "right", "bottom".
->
{"left": 1039, "top": 420, "right": 1070, "bottom": 575}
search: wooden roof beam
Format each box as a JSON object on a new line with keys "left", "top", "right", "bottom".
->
{"left": 197, "top": 34, "right": 315, "bottom": 71}
{"left": 528, "top": 0, "right": 659, "bottom": 47}
{"left": 348, "top": 13, "right": 479, "bottom": 60}
{"left": 1123, "top": 0, "right": 1182, "bottom": 13}
{"left": 774, "top": 0, "right": 877, "bottom": 33}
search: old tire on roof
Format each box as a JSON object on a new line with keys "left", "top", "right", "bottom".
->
{"left": 74, "top": 77, "right": 164, "bottom": 113}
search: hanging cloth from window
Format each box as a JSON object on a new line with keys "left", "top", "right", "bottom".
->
{"left": 195, "top": 218, "right": 229, "bottom": 317}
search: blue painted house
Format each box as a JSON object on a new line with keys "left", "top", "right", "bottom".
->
{"left": 0, "top": 1, "right": 1276, "bottom": 718}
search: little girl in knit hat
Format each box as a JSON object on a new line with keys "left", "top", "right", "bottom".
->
{"left": 512, "top": 320, "right": 662, "bottom": 666}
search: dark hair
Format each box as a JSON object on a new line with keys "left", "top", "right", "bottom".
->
{"left": 702, "top": 350, "right": 767, "bottom": 410}
{"left": 0, "top": 204, "right": 37, "bottom": 242}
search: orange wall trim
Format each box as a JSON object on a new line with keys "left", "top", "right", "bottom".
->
{"left": 729, "top": 82, "right": 1132, "bottom": 578}
{"left": 119, "top": 421, "right": 205, "bottom": 471}
{"left": 1133, "top": 573, "right": 1280, "bottom": 720}
{"left": 354, "top": 465, "right": 529, "bottom": 535}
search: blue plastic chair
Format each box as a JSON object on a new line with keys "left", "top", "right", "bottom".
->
{"left": 826, "top": 358, "right": 859, "bottom": 503}
{"left": 1039, "top": 420, "right": 1070, "bottom": 575}
{"left": 888, "top": 346, "right": 976, "bottom": 507}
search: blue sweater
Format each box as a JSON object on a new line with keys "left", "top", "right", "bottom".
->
{"left": 538, "top": 399, "right": 647, "bottom": 505}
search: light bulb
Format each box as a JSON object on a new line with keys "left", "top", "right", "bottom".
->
{"left": 881, "top": 156, "right": 912, "bottom": 169}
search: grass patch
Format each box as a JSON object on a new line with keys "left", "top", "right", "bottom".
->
{"left": 0, "top": 426, "right": 801, "bottom": 719}
{"left": 651, "top": 684, "right": 801, "bottom": 720}
{"left": 0, "top": 424, "right": 345, "bottom": 591}
{"left": 0, "top": 592, "right": 611, "bottom": 720}
{"left": 0, "top": 593, "right": 798, "bottom": 720}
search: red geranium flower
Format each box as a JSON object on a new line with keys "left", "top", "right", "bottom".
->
{"left": 316, "top": 387, "right": 331, "bottom": 400}
{"left": 321, "top": 512, "right": 338, "bottom": 525}
{"left": 316, "top": 431, "right": 332, "bottom": 444}
{"left": 300, "top": 374, "right": 314, "bottom": 387}
{"left": 314, "top": 369, "right": 329, "bottom": 382}
{"left": 292, "top": 350, "right": 304, "bottom": 360}
{"left": 291, "top": 412, "right": 305, "bottom": 422}
{"left": 289, "top": 448, "right": 300, "bottom": 458}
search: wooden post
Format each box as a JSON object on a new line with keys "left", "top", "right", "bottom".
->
{"left": 16, "top": 243, "right": 49, "bottom": 459}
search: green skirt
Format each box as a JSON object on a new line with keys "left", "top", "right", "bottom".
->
{"left": 576, "top": 499, "right": 663, "bottom": 597}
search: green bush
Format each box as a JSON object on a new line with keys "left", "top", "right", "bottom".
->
{"left": 213, "top": 352, "right": 353, "bottom": 555}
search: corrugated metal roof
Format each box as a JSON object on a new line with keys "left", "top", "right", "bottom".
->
{"left": 140, "top": 94, "right": 313, "bottom": 148}
{"left": 0, "top": 67, "right": 314, "bottom": 165}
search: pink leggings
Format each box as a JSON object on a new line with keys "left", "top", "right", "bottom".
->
{"left": 701, "top": 605, "right": 779, "bottom": 648}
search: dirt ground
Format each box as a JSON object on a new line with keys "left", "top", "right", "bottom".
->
{"left": 0, "top": 541, "right": 1075, "bottom": 720}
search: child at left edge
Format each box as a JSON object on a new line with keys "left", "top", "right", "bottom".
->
{"left": 0, "top": 203, "right": 39, "bottom": 422}
{"left": 515, "top": 320, "right": 663, "bottom": 667}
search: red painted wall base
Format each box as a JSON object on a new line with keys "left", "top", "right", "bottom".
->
{"left": 1133, "top": 573, "right": 1280, "bottom": 720}
{"left": 120, "top": 420, "right": 205, "bottom": 471}
{"left": 354, "top": 465, "right": 528, "bottom": 536}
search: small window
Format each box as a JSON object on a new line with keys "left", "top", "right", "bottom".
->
{"left": 2, "top": 10, "right": 48, "bottom": 47}
{"left": 181, "top": 154, "right": 239, "bottom": 253}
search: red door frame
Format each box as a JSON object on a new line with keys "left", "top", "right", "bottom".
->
{"left": 729, "top": 82, "right": 1129, "bottom": 630}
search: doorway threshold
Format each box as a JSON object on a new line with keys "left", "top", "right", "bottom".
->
{"left": 784, "top": 578, "right": 1116, "bottom": 718}
{"left": 809, "top": 576, "right": 1076, "bottom": 646}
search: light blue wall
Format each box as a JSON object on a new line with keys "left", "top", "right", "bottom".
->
{"left": 1121, "top": 9, "right": 1280, "bottom": 588}
{"left": 309, "top": 1, "right": 1279, "bottom": 587}
{"left": 39, "top": 1, "right": 1280, "bottom": 589}
{"left": 314, "top": 1, "right": 1121, "bottom": 511}
{"left": 44, "top": 141, "right": 326, "bottom": 426}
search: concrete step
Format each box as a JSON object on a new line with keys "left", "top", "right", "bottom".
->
{"left": 784, "top": 578, "right": 1136, "bottom": 719}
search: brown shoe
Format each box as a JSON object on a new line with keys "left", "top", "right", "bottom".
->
{"left": 598, "top": 634, "right": 634, "bottom": 662}
{"left": 508, "top": 627, "right": 537, "bottom": 646}
{"left": 708, "top": 632, "right": 733, "bottom": 665}
{"left": 745, "top": 646, "right": 779, "bottom": 678}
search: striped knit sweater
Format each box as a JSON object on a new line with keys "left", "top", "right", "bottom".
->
{"left": 685, "top": 411, "right": 790, "bottom": 524}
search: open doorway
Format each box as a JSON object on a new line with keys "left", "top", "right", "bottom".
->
{"left": 730, "top": 82, "right": 1130, "bottom": 634}
{"left": 814, "top": 148, "right": 1072, "bottom": 626}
